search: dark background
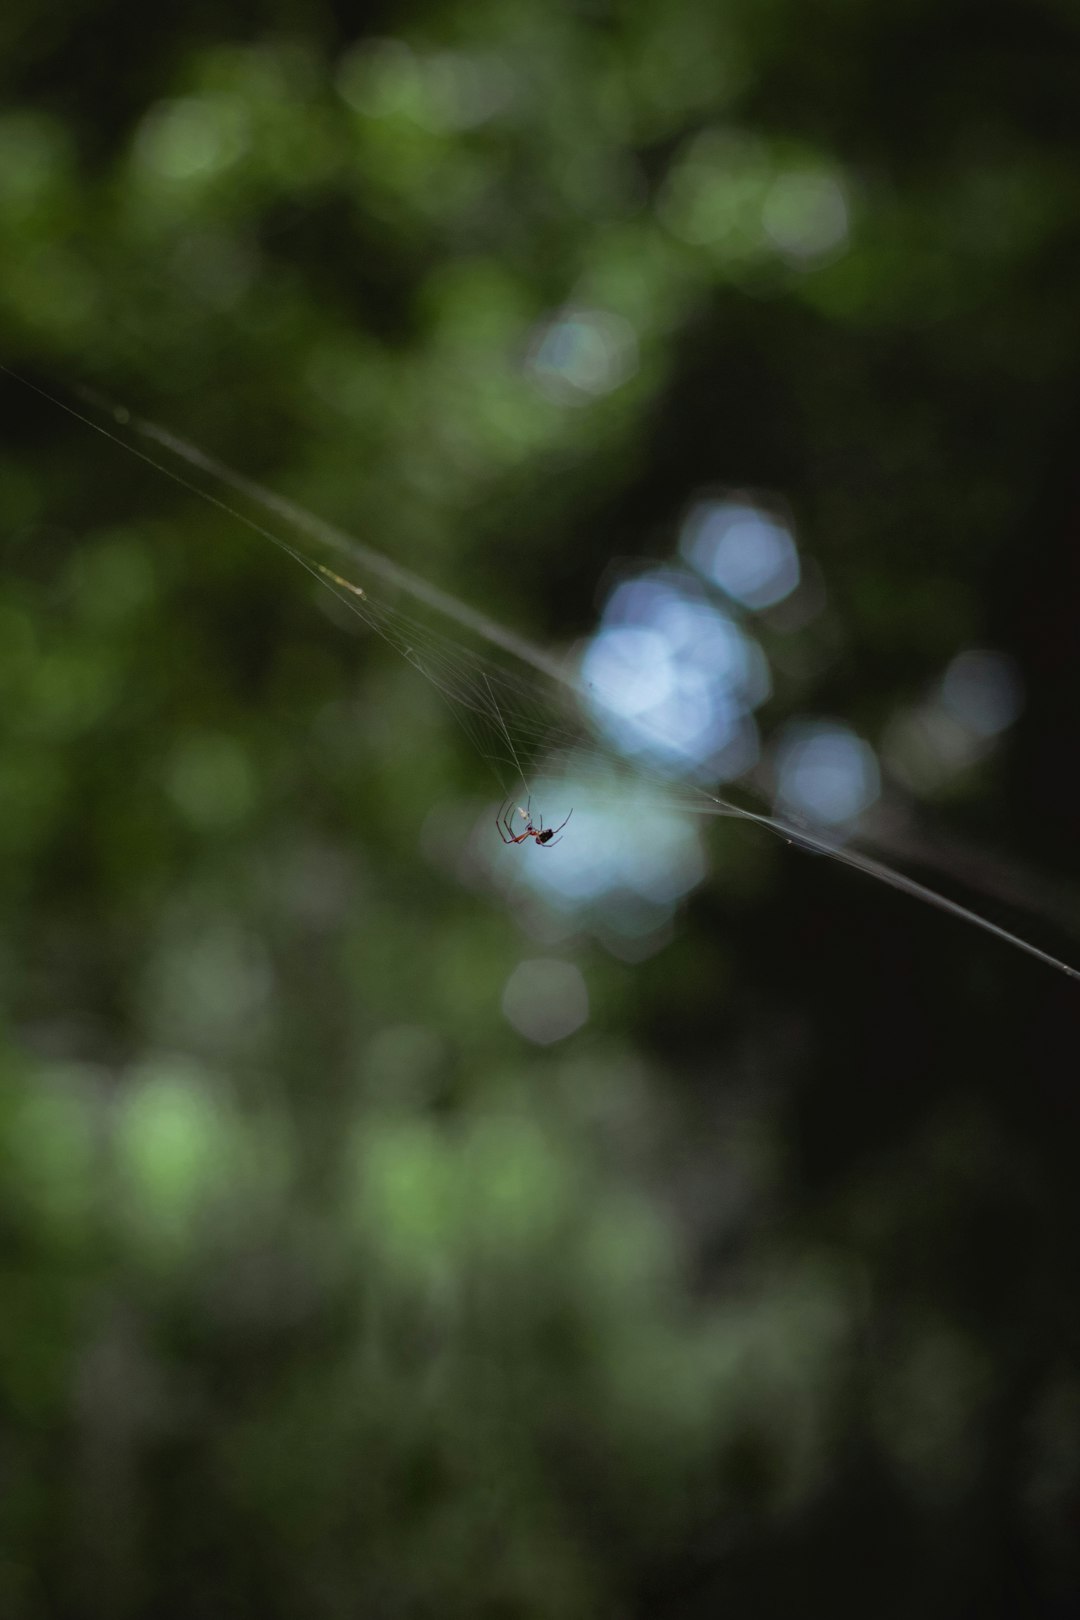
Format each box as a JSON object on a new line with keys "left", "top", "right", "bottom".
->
{"left": 2, "top": 1, "right": 1079, "bottom": 1615}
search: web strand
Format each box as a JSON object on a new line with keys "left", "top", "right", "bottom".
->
{"left": 3, "top": 365, "right": 1077, "bottom": 983}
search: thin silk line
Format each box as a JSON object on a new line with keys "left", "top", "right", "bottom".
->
{"left": 3, "top": 365, "right": 1076, "bottom": 983}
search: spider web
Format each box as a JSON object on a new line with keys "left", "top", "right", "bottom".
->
{"left": 5, "top": 364, "right": 1078, "bottom": 984}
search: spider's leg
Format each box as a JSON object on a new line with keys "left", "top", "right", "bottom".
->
{"left": 499, "top": 802, "right": 533, "bottom": 844}
{"left": 547, "top": 808, "right": 574, "bottom": 837}
{"left": 496, "top": 802, "right": 517, "bottom": 843}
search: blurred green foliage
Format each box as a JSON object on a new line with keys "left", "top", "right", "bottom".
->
{"left": 2, "top": 0, "right": 1080, "bottom": 1616}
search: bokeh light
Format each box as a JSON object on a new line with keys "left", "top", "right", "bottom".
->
{"left": 582, "top": 567, "right": 768, "bottom": 778}
{"left": 940, "top": 649, "right": 1023, "bottom": 738}
{"left": 502, "top": 958, "right": 589, "bottom": 1044}
{"left": 762, "top": 170, "right": 850, "bottom": 264}
{"left": 773, "top": 720, "right": 881, "bottom": 827}
{"left": 883, "top": 647, "right": 1024, "bottom": 793}
{"left": 338, "top": 38, "right": 516, "bottom": 132}
{"left": 659, "top": 129, "right": 850, "bottom": 275}
{"left": 659, "top": 129, "right": 775, "bottom": 257}
{"left": 133, "top": 97, "right": 249, "bottom": 184}
{"left": 681, "top": 500, "right": 801, "bottom": 610}
{"left": 525, "top": 307, "right": 639, "bottom": 405}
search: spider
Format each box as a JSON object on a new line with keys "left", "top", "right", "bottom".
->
{"left": 496, "top": 798, "right": 573, "bottom": 848}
